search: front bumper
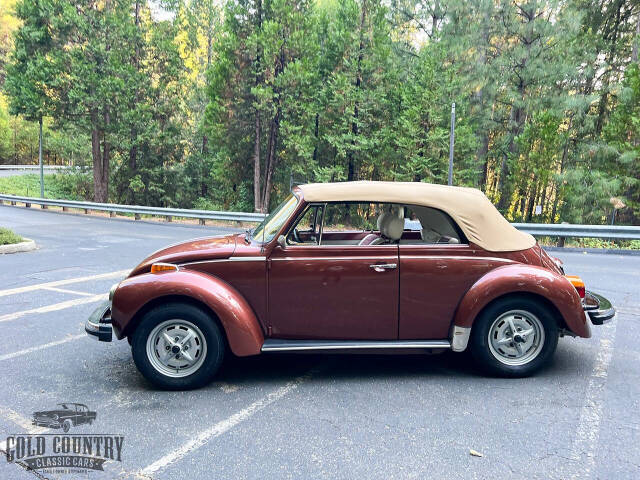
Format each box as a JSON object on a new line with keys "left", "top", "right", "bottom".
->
{"left": 85, "top": 300, "right": 113, "bottom": 341}
{"left": 583, "top": 291, "right": 615, "bottom": 325}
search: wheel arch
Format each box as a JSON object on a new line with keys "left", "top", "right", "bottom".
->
{"left": 111, "top": 270, "right": 265, "bottom": 356}
{"left": 452, "top": 263, "right": 591, "bottom": 342}
{"left": 472, "top": 291, "right": 566, "bottom": 330}
{"left": 124, "top": 294, "right": 225, "bottom": 343}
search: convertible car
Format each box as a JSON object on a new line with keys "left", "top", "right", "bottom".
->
{"left": 86, "top": 181, "right": 615, "bottom": 389}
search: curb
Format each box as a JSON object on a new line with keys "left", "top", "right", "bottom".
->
{"left": 0, "top": 238, "right": 37, "bottom": 254}
{"left": 543, "top": 246, "right": 640, "bottom": 256}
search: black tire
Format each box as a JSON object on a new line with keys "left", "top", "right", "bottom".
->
{"left": 62, "top": 419, "right": 72, "bottom": 433}
{"left": 131, "top": 303, "right": 225, "bottom": 390}
{"left": 469, "top": 296, "right": 558, "bottom": 377}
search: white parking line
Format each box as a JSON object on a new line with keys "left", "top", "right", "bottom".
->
{"left": 0, "top": 406, "right": 48, "bottom": 433}
{"left": 0, "top": 269, "right": 129, "bottom": 297}
{"left": 140, "top": 368, "right": 318, "bottom": 476}
{"left": 569, "top": 315, "right": 618, "bottom": 479}
{"left": 0, "top": 334, "right": 85, "bottom": 362}
{"left": 42, "top": 286, "right": 96, "bottom": 296}
{"left": 0, "top": 406, "right": 49, "bottom": 452}
{"left": 0, "top": 293, "right": 107, "bottom": 323}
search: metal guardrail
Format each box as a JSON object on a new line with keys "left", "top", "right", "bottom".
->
{"left": 1, "top": 193, "right": 639, "bottom": 238}
{"left": 0, "top": 194, "right": 267, "bottom": 223}
{"left": 511, "top": 223, "right": 640, "bottom": 240}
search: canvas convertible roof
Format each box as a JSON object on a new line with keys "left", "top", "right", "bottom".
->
{"left": 298, "top": 181, "right": 536, "bottom": 252}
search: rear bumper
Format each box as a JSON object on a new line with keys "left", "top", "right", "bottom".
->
{"left": 85, "top": 300, "right": 113, "bottom": 342}
{"left": 583, "top": 291, "right": 615, "bottom": 325}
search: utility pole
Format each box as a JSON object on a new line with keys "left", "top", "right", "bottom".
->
{"left": 39, "top": 116, "right": 44, "bottom": 198}
{"left": 448, "top": 102, "right": 455, "bottom": 186}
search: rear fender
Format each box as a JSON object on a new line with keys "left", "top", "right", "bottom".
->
{"left": 111, "top": 270, "right": 264, "bottom": 356}
{"left": 453, "top": 264, "right": 591, "bottom": 339}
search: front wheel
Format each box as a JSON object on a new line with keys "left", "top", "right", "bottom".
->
{"left": 469, "top": 296, "right": 558, "bottom": 377}
{"left": 131, "top": 303, "right": 225, "bottom": 390}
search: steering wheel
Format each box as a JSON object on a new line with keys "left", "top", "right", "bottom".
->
{"left": 292, "top": 228, "right": 302, "bottom": 243}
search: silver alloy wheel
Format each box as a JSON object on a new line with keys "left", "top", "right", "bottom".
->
{"left": 146, "top": 319, "right": 208, "bottom": 378}
{"left": 487, "top": 310, "right": 545, "bottom": 366}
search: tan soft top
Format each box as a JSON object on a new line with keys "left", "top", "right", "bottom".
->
{"left": 298, "top": 181, "right": 536, "bottom": 252}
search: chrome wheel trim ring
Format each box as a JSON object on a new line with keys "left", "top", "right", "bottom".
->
{"left": 487, "top": 309, "right": 545, "bottom": 366}
{"left": 146, "top": 319, "right": 208, "bottom": 378}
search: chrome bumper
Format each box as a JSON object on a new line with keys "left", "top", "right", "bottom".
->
{"left": 85, "top": 300, "right": 113, "bottom": 342}
{"left": 583, "top": 291, "right": 615, "bottom": 325}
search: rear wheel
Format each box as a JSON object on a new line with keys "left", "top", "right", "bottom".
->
{"left": 131, "top": 303, "right": 225, "bottom": 390}
{"left": 469, "top": 296, "right": 558, "bottom": 377}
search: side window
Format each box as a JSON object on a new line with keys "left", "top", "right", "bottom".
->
{"left": 402, "top": 206, "right": 463, "bottom": 245}
{"left": 321, "top": 203, "right": 403, "bottom": 246}
{"left": 287, "top": 205, "right": 323, "bottom": 245}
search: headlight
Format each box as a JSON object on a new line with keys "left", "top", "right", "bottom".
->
{"left": 109, "top": 283, "right": 118, "bottom": 302}
{"left": 52, "top": 414, "right": 58, "bottom": 420}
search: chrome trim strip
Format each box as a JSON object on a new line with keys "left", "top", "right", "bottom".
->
{"left": 181, "top": 257, "right": 266, "bottom": 267}
{"left": 261, "top": 339, "right": 451, "bottom": 352}
{"left": 399, "top": 256, "right": 514, "bottom": 262}
{"left": 270, "top": 256, "right": 397, "bottom": 262}
{"left": 451, "top": 326, "right": 471, "bottom": 352}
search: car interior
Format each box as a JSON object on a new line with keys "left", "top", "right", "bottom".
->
{"left": 287, "top": 202, "right": 464, "bottom": 246}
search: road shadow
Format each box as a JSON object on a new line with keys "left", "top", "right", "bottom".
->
{"left": 86, "top": 337, "right": 593, "bottom": 393}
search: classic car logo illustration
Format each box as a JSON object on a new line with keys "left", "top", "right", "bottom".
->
{"left": 5, "top": 403, "right": 124, "bottom": 473}
{"left": 32, "top": 403, "right": 96, "bottom": 433}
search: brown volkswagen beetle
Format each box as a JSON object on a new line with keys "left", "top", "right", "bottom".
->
{"left": 86, "top": 181, "right": 615, "bottom": 389}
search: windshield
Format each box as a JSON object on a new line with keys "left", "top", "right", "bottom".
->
{"left": 251, "top": 194, "right": 299, "bottom": 243}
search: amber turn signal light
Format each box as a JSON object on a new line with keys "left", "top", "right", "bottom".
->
{"left": 565, "top": 275, "right": 585, "bottom": 299}
{"left": 150, "top": 263, "right": 178, "bottom": 274}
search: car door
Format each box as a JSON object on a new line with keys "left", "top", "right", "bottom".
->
{"left": 398, "top": 205, "right": 508, "bottom": 339}
{"left": 268, "top": 202, "right": 399, "bottom": 340}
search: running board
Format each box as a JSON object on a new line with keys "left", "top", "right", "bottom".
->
{"left": 261, "top": 339, "right": 451, "bottom": 352}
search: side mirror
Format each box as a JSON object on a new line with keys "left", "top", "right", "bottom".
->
{"left": 277, "top": 235, "right": 287, "bottom": 249}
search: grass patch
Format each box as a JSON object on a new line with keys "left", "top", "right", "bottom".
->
{"left": 0, "top": 227, "right": 24, "bottom": 245}
{"left": 0, "top": 172, "right": 90, "bottom": 200}
{"left": 537, "top": 236, "right": 640, "bottom": 250}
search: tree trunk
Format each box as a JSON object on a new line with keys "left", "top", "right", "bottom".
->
{"left": 91, "top": 108, "right": 107, "bottom": 203}
{"left": 633, "top": 14, "right": 639, "bottom": 63}
{"left": 262, "top": 111, "right": 280, "bottom": 213}
{"left": 253, "top": 0, "right": 263, "bottom": 213}
{"left": 312, "top": 113, "right": 319, "bottom": 163}
{"left": 347, "top": 1, "right": 367, "bottom": 182}
{"left": 595, "top": 0, "right": 624, "bottom": 136}
{"left": 496, "top": 102, "right": 523, "bottom": 212}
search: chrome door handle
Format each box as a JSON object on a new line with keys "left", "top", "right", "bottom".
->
{"left": 369, "top": 263, "right": 397, "bottom": 272}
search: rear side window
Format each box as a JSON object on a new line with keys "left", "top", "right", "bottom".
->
{"left": 402, "top": 205, "right": 464, "bottom": 245}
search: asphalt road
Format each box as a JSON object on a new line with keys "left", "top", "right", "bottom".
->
{"left": 0, "top": 204, "right": 638, "bottom": 480}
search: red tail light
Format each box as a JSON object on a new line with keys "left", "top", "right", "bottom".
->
{"left": 565, "top": 275, "right": 585, "bottom": 299}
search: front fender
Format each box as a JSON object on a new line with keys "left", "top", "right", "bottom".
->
{"left": 111, "top": 270, "right": 264, "bottom": 356}
{"left": 453, "top": 264, "right": 591, "bottom": 338}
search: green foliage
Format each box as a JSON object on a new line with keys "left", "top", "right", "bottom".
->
{"left": 0, "top": 227, "right": 23, "bottom": 245}
{"left": 0, "top": 172, "right": 89, "bottom": 199}
{"left": 0, "top": 0, "right": 637, "bottom": 227}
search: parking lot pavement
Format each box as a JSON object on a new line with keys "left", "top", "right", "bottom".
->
{"left": 1, "top": 204, "right": 639, "bottom": 479}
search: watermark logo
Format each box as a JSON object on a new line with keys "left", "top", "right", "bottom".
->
{"left": 5, "top": 403, "right": 124, "bottom": 474}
